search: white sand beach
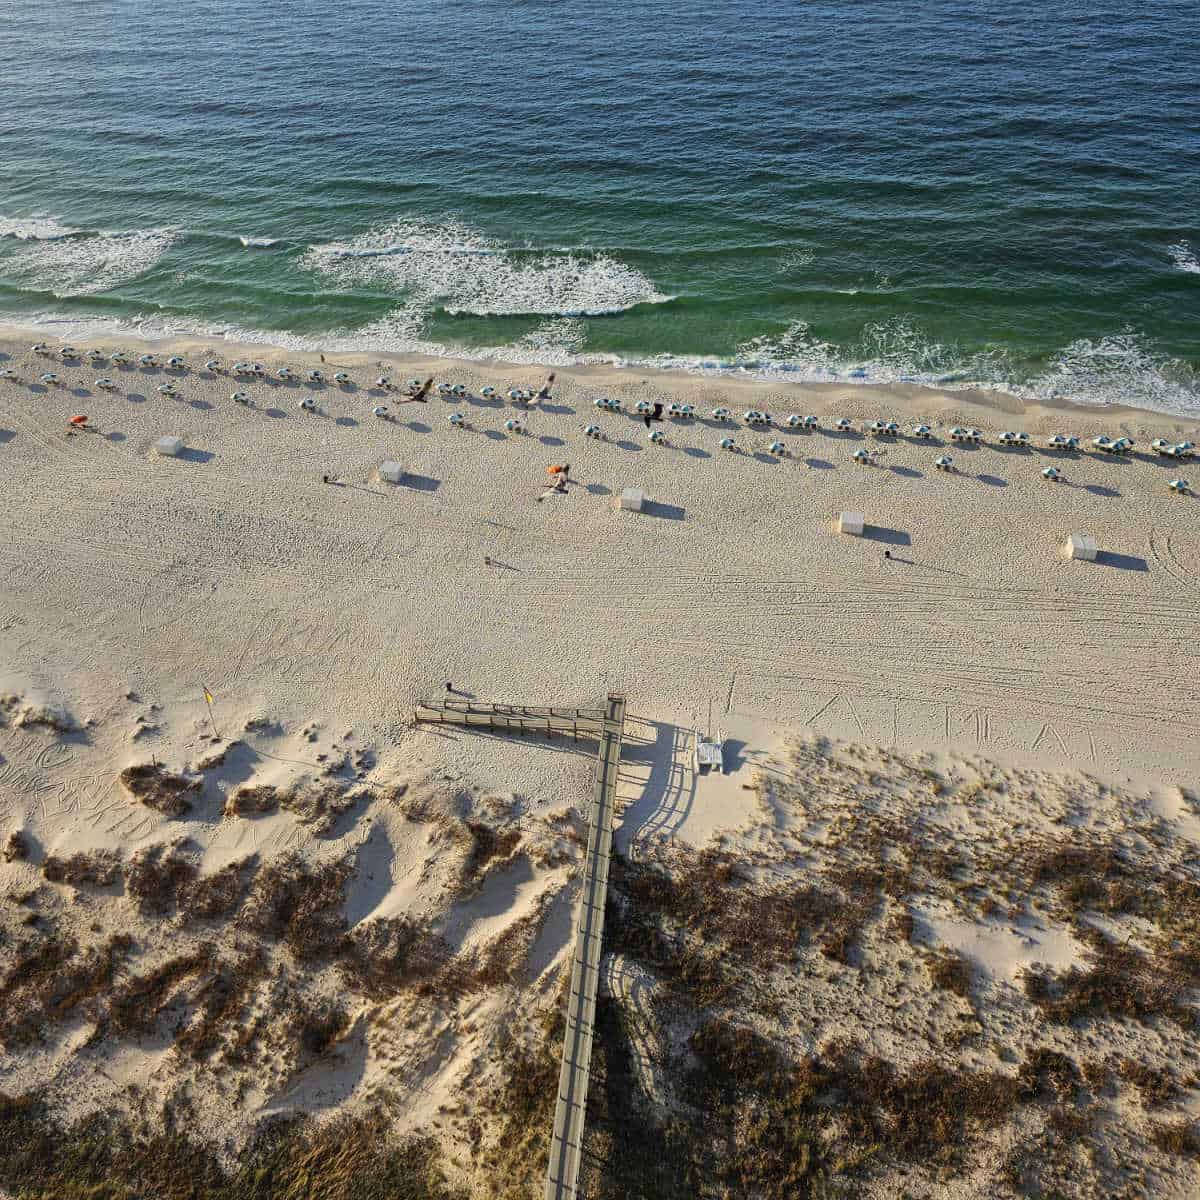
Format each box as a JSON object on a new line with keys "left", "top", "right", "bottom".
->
{"left": 2, "top": 325, "right": 1199, "bottom": 1197}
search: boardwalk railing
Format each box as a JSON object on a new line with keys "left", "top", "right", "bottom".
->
{"left": 413, "top": 694, "right": 628, "bottom": 1200}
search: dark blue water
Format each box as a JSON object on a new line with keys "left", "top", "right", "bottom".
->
{"left": 1, "top": 0, "right": 1198, "bottom": 411}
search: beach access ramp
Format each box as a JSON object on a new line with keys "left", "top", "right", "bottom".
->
{"left": 413, "top": 693, "right": 627, "bottom": 1200}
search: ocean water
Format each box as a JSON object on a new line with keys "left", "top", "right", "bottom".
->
{"left": 1, "top": 0, "right": 1198, "bottom": 413}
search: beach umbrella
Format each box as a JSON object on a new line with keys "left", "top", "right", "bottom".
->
{"left": 31, "top": 342, "right": 49, "bottom": 355}
{"left": 69, "top": 414, "right": 88, "bottom": 426}
{"left": 719, "top": 437, "right": 736, "bottom": 450}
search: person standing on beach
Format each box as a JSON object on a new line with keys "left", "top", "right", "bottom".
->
{"left": 643, "top": 402, "right": 663, "bottom": 430}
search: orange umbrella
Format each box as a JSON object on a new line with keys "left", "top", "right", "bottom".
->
{"left": 69, "top": 415, "right": 89, "bottom": 426}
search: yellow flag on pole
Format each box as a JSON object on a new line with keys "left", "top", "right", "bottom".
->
{"left": 203, "top": 687, "right": 214, "bottom": 705}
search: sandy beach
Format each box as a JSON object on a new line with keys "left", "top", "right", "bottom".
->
{"left": 2, "top": 324, "right": 1199, "bottom": 1197}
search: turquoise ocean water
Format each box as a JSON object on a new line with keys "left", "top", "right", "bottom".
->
{"left": 1, "top": 0, "right": 1198, "bottom": 412}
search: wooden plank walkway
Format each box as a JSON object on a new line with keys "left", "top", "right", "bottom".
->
{"left": 413, "top": 694, "right": 627, "bottom": 1200}
{"left": 412, "top": 696, "right": 628, "bottom": 1200}
{"left": 543, "top": 693, "right": 625, "bottom": 1200}
{"left": 414, "top": 700, "right": 607, "bottom": 741}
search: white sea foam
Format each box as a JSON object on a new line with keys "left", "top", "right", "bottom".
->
{"left": 239, "top": 236, "right": 281, "bottom": 248}
{"left": 4, "top": 308, "right": 1196, "bottom": 418}
{"left": 301, "top": 218, "right": 672, "bottom": 317}
{"left": 1024, "top": 331, "right": 1200, "bottom": 416}
{"left": 1168, "top": 240, "right": 1200, "bottom": 275}
{"left": 2, "top": 228, "right": 178, "bottom": 297}
{"left": 0, "top": 215, "right": 81, "bottom": 241}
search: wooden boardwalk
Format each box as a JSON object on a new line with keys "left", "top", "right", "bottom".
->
{"left": 413, "top": 694, "right": 627, "bottom": 1200}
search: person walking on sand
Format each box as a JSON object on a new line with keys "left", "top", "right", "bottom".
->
{"left": 642, "top": 402, "right": 663, "bottom": 430}
{"left": 537, "top": 372, "right": 556, "bottom": 400}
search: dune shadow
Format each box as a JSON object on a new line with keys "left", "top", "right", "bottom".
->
{"left": 864, "top": 525, "right": 911, "bottom": 546}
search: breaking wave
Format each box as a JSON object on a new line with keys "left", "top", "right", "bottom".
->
{"left": 0, "top": 226, "right": 178, "bottom": 297}
{"left": 301, "top": 218, "right": 673, "bottom": 317}
{"left": 1169, "top": 240, "right": 1200, "bottom": 275}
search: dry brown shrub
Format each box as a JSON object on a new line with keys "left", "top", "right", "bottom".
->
{"left": 0, "top": 933, "right": 133, "bottom": 1048}
{"left": 1118, "top": 1058, "right": 1180, "bottom": 1107}
{"left": 928, "top": 949, "right": 972, "bottom": 997}
{"left": 174, "top": 947, "right": 268, "bottom": 1062}
{"left": 1023, "top": 936, "right": 1192, "bottom": 1026}
{"left": 107, "top": 946, "right": 215, "bottom": 1036}
{"left": 1017, "top": 1048, "right": 1080, "bottom": 1101}
{"left": 222, "top": 784, "right": 279, "bottom": 818}
{"left": 3, "top": 831, "right": 29, "bottom": 862}
{"left": 178, "top": 855, "right": 259, "bottom": 922}
{"left": 124, "top": 843, "right": 198, "bottom": 915}
{"left": 339, "top": 915, "right": 452, "bottom": 999}
{"left": 119, "top": 763, "right": 200, "bottom": 817}
{"left": 238, "top": 852, "right": 350, "bottom": 960}
{"left": 1149, "top": 1120, "right": 1200, "bottom": 1158}
{"left": 42, "top": 849, "right": 122, "bottom": 888}
{"left": 462, "top": 821, "right": 522, "bottom": 884}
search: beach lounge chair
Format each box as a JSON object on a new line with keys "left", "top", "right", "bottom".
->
{"left": 86, "top": 349, "right": 104, "bottom": 361}
{"left": 912, "top": 424, "right": 932, "bottom": 438}
{"left": 333, "top": 372, "right": 351, "bottom": 385}
{"left": 204, "top": 359, "right": 222, "bottom": 372}
{"left": 166, "top": 356, "right": 185, "bottom": 369}
{"left": 719, "top": 437, "right": 736, "bottom": 450}
{"left": 449, "top": 412, "right": 466, "bottom": 427}
{"left": 583, "top": 423, "right": 602, "bottom": 438}
{"left": 60, "top": 346, "right": 77, "bottom": 359}
{"left": 785, "top": 414, "right": 803, "bottom": 428}
{"left": 667, "top": 402, "right": 686, "bottom": 417}
{"left": 305, "top": 370, "right": 323, "bottom": 383}
{"left": 31, "top": 343, "right": 49, "bottom": 355}
{"left": 505, "top": 417, "right": 524, "bottom": 433}
{"left": 852, "top": 448, "right": 872, "bottom": 464}
{"left": 110, "top": 351, "right": 130, "bottom": 365}
{"left": 1042, "top": 466, "right": 1063, "bottom": 481}
{"left": 1091, "top": 436, "right": 1113, "bottom": 452}
{"left": 933, "top": 455, "right": 953, "bottom": 471}
{"left": 949, "top": 426, "right": 968, "bottom": 442}
{"left": 802, "top": 415, "right": 819, "bottom": 429}
{"left": 298, "top": 397, "right": 317, "bottom": 412}
{"left": 157, "top": 384, "right": 177, "bottom": 397}
{"left": 864, "top": 420, "right": 885, "bottom": 435}
{"left": 230, "top": 391, "right": 250, "bottom": 404}
{"left": 767, "top": 441, "right": 787, "bottom": 456}
{"left": 649, "top": 429, "right": 667, "bottom": 443}
{"left": 39, "top": 373, "right": 59, "bottom": 385}
{"left": 0, "top": 369, "right": 17, "bottom": 381}
{"left": 636, "top": 400, "right": 654, "bottom": 414}
{"left": 966, "top": 428, "right": 983, "bottom": 443}
{"left": 138, "top": 354, "right": 158, "bottom": 367}
{"left": 835, "top": 418, "right": 853, "bottom": 431}
{"left": 277, "top": 367, "right": 295, "bottom": 381}
{"left": 372, "top": 405, "right": 389, "bottom": 419}
{"left": 481, "top": 386, "right": 497, "bottom": 398}
{"left": 711, "top": 407, "right": 732, "bottom": 421}
{"left": 1168, "top": 478, "right": 1190, "bottom": 494}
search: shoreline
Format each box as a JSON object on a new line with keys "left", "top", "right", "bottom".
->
{"left": 1, "top": 319, "right": 1196, "bottom": 436}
